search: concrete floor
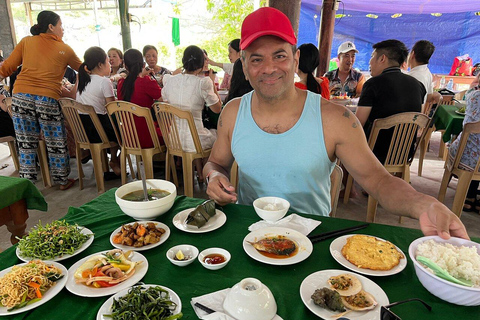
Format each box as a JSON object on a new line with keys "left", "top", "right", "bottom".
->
{"left": 1, "top": 131, "right": 479, "bottom": 251}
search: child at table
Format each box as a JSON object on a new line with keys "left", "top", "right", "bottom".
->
{"left": 75, "top": 46, "right": 120, "bottom": 176}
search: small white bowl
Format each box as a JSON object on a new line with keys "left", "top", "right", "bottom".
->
{"left": 198, "top": 248, "right": 231, "bottom": 270}
{"left": 223, "top": 278, "right": 277, "bottom": 320}
{"left": 115, "top": 179, "right": 177, "bottom": 220}
{"left": 166, "top": 244, "right": 199, "bottom": 267}
{"left": 408, "top": 235, "right": 480, "bottom": 306}
{"left": 253, "top": 197, "right": 290, "bottom": 222}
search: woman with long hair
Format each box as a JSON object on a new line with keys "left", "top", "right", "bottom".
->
{"left": 162, "top": 45, "right": 222, "bottom": 182}
{"left": 117, "top": 48, "right": 163, "bottom": 148}
{"left": 224, "top": 59, "right": 253, "bottom": 104}
{"left": 0, "top": 10, "right": 82, "bottom": 190}
{"left": 295, "top": 43, "right": 330, "bottom": 100}
{"left": 208, "top": 39, "right": 241, "bottom": 90}
{"left": 75, "top": 46, "right": 120, "bottom": 176}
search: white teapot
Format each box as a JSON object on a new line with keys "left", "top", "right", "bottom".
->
{"left": 223, "top": 278, "right": 277, "bottom": 320}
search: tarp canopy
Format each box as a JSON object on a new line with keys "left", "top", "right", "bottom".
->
{"left": 298, "top": 0, "right": 480, "bottom": 74}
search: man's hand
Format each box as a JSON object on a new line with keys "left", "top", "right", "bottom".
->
{"left": 206, "top": 171, "right": 237, "bottom": 206}
{"left": 419, "top": 202, "right": 469, "bottom": 240}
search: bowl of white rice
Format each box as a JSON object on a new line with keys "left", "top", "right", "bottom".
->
{"left": 408, "top": 235, "right": 480, "bottom": 306}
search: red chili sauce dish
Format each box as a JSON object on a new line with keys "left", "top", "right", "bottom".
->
{"left": 203, "top": 253, "right": 226, "bottom": 264}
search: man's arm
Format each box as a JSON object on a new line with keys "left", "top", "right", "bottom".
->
{"left": 203, "top": 99, "right": 240, "bottom": 205}
{"left": 354, "top": 74, "right": 366, "bottom": 98}
{"left": 323, "top": 101, "right": 468, "bottom": 239}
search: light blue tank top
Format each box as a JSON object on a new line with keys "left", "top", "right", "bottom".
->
{"left": 232, "top": 91, "right": 334, "bottom": 216}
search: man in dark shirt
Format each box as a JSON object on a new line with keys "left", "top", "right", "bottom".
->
{"left": 356, "top": 39, "right": 426, "bottom": 163}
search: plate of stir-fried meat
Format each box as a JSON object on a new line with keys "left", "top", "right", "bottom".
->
{"left": 110, "top": 221, "right": 170, "bottom": 251}
{"left": 243, "top": 227, "right": 313, "bottom": 265}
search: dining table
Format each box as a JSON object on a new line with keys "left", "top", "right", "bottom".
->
{"left": 433, "top": 104, "right": 465, "bottom": 143}
{"left": 0, "top": 189, "right": 479, "bottom": 319}
{"left": 0, "top": 176, "right": 47, "bottom": 244}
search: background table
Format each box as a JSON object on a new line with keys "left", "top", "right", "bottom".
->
{"left": 0, "top": 176, "right": 47, "bottom": 244}
{"left": 0, "top": 189, "right": 479, "bottom": 319}
{"left": 433, "top": 104, "right": 465, "bottom": 143}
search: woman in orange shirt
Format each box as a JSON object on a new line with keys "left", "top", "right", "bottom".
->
{"left": 0, "top": 11, "right": 82, "bottom": 190}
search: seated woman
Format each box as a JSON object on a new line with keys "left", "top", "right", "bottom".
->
{"left": 448, "top": 80, "right": 480, "bottom": 212}
{"left": 143, "top": 45, "right": 172, "bottom": 87}
{"left": 295, "top": 43, "right": 330, "bottom": 100}
{"left": 162, "top": 45, "right": 222, "bottom": 182}
{"left": 75, "top": 46, "right": 120, "bottom": 176}
{"left": 208, "top": 39, "right": 241, "bottom": 90}
{"left": 108, "top": 47, "right": 127, "bottom": 89}
{"left": 117, "top": 48, "right": 163, "bottom": 148}
{"left": 224, "top": 59, "right": 253, "bottom": 104}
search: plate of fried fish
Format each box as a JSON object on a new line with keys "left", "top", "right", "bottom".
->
{"left": 330, "top": 234, "right": 406, "bottom": 276}
{"left": 243, "top": 227, "right": 313, "bottom": 265}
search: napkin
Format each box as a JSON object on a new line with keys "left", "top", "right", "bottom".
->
{"left": 248, "top": 213, "right": 321, "bottom": 236}
{"left": 191, "top": 289, "right": 283, "bottom": 320}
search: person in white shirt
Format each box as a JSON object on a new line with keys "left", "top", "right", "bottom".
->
{"left": 408, "top": 40, "right": 435, "bottom": 103}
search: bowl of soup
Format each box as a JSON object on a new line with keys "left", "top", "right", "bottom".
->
{"left": 115, "top": 179, "right": 177, "bottom": 220}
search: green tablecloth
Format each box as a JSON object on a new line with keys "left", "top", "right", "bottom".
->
{"left": 433, "top": 104, "right": 465, "bottom": 143}
{"left": 1, "top": 189, "right": 479, "bottom": 319}
{"left": 0, "top": 176, "right": 47, "bottom": 211}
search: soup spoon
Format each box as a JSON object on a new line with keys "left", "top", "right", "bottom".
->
{"left": 138, "top": 161, "right": 149, "bottom": 201}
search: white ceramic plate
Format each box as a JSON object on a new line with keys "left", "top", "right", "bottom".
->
{"left": 65, "top": 250, "right": 148, "bottom": 297}
{"left": 172, "top": 208, "right": 226, "bottom": 233}
{"left": 455, "top": 110, "right": 466, "bottom": 115}
{"left": 330, "top": 234, "right": 407, "bottom": 276}
{"left": 300, "top": 269, "right": 389, "bottom": 320}
{"left": 0, "top": 261, "right": 68, "bottom": 316}
{"left": 16, "top": 227, "right": 94, "bottom": 262}
{"left": 110, "top": 221, "right": 170, "bottom": 251}
{"left": 243, "top": 227, "right": 313, "bottom": 266}
{"left": 96, "top": 284, "right": 182, "bottom": 320}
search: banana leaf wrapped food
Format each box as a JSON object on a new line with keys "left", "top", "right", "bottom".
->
{"left": 185, "top": 200, "right": 216, "bottom": 228}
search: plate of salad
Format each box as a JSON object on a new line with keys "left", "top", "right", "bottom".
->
{"left": 66, "top": 249, "right": 148, "bottom": 297}
{"left": 96, "top": 284, "right": 182, "bottom": 319}
{"left": 0, "top": 260, "right": 67, "bottom": 315}
{"left": 16, "top": 220, "right": 94, "bottom": 262}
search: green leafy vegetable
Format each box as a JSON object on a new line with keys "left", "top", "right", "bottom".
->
{"left": 16, "top": 220, "right": 93, "bottom": 260}
{"left": 104, "top": 286, "right": 182, "bottom": 320}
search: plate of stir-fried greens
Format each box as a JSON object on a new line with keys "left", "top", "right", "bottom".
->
{"left": 16, "top": 220, "right": 94, "bottom": 262}
{"left": 96, "top": 285, "right": 182, "bottom": 320}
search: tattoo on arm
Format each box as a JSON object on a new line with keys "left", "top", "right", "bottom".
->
{"left": 219, "top": 114, "right": 223, "bottom": 127}
{"left": 343, "top": 110, "right": 350, "bottom": 118}
{"left": 352, "top": 122, "right": 357, "bottom": 128}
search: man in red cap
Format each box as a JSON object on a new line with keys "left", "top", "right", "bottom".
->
{"left": 203, "top": 7, "right": 468, "bottom": 240}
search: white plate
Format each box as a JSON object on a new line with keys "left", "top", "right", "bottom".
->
{"left": 110, "top": 221, "right": 170, "bottom": 251}
{"left": 0, "top": 261, "right": 68, "bottom": 316}
{"left": 172, "top": 208, "right": 226, "bottom": 233}
{"left": 300, "top": 269, "right": 389, "bottom": 320}
{"left": 65, "top": 250, "right": 148, "bottom": 297}
{"left": 455, "top": 110, "right": 466, "bottom": 115}
{"left": 16, "top": 227, "right": 94, "bottom": 262}
{"left": 330, "top": 234, "right": 407, "bottom": 276}
{"left": 243, "top": 227, "right": 313, "bottom": 266}
{"left": 96, "top": 284, "right": 182, "bottom": 320}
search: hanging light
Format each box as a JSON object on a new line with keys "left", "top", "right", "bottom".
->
{"left": 335, "top": 14, "right": 346, "bottom": 18}
{"left": 431, "top": 13, "right": 442, "bottom": 17}
{"left": 475, "top": 12, "right": 480, "bottom": 16}
{"left": 366, "top": 14, "right": 378, "bottom": 19}
{"left": 391, "top": 13, "right": 402, "bottom": 18}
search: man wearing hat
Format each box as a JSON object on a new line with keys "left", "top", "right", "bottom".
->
{"left": 324, "top": 41, "right": 365, "bottom": 98}
{"left": 203, "top": 7, "right": 468, "bottom": 240}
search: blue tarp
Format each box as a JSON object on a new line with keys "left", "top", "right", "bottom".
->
{"left": 298, "top": 3, "right": 480, "bottom": 74}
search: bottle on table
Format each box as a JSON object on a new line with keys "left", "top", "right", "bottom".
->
{"left": 447, "top": 79, "right": 454, "bottom": 90}
{"left": 439, "top": 76, "right": 446, "bottom": 88}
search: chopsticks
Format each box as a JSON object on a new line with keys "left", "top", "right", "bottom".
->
{"left": 308, "top": 223, "right": 369, "bottom": 243}
{"left": 194, "top": 302, "right": 216, "bottom": 314}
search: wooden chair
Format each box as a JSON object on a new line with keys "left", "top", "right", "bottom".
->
{"left": 329, "top": 164, "right": 343, "bottom": 217}
{"left": 344, "top": 112, "right": 429, "bottom": 222}
{"left": 0, "top": 97, "right": 19, "bottom": 171}
{"left": 59, "top": 98, "right": 122, "bottom": 193}
{"left": 437, "top": 100, "right": 456, "bottom": 160}
{"left": 438, "top": 120, "right": 480, "bottom": 217}
{"left": 106, "top": 101, "right": 166, "bottom": 185}
{"left": 154, "top": 102, "right": 210, "bottom": 197}
{"left": 230, "top": 160, "right": 239, "bottom": 191}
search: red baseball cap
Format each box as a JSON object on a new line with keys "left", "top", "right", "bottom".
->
{"left": 240, "top": 7, "right": 297, "bottom": 50}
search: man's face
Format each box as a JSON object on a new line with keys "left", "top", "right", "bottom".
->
{"left": 338, "top": 50, "right": 356, "bottom": 72}
{"left": 242, "top": 36, "right": 299, "bottom": 101}
{"left": 369, "top": 50, "right": 383, "bottom": 77}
